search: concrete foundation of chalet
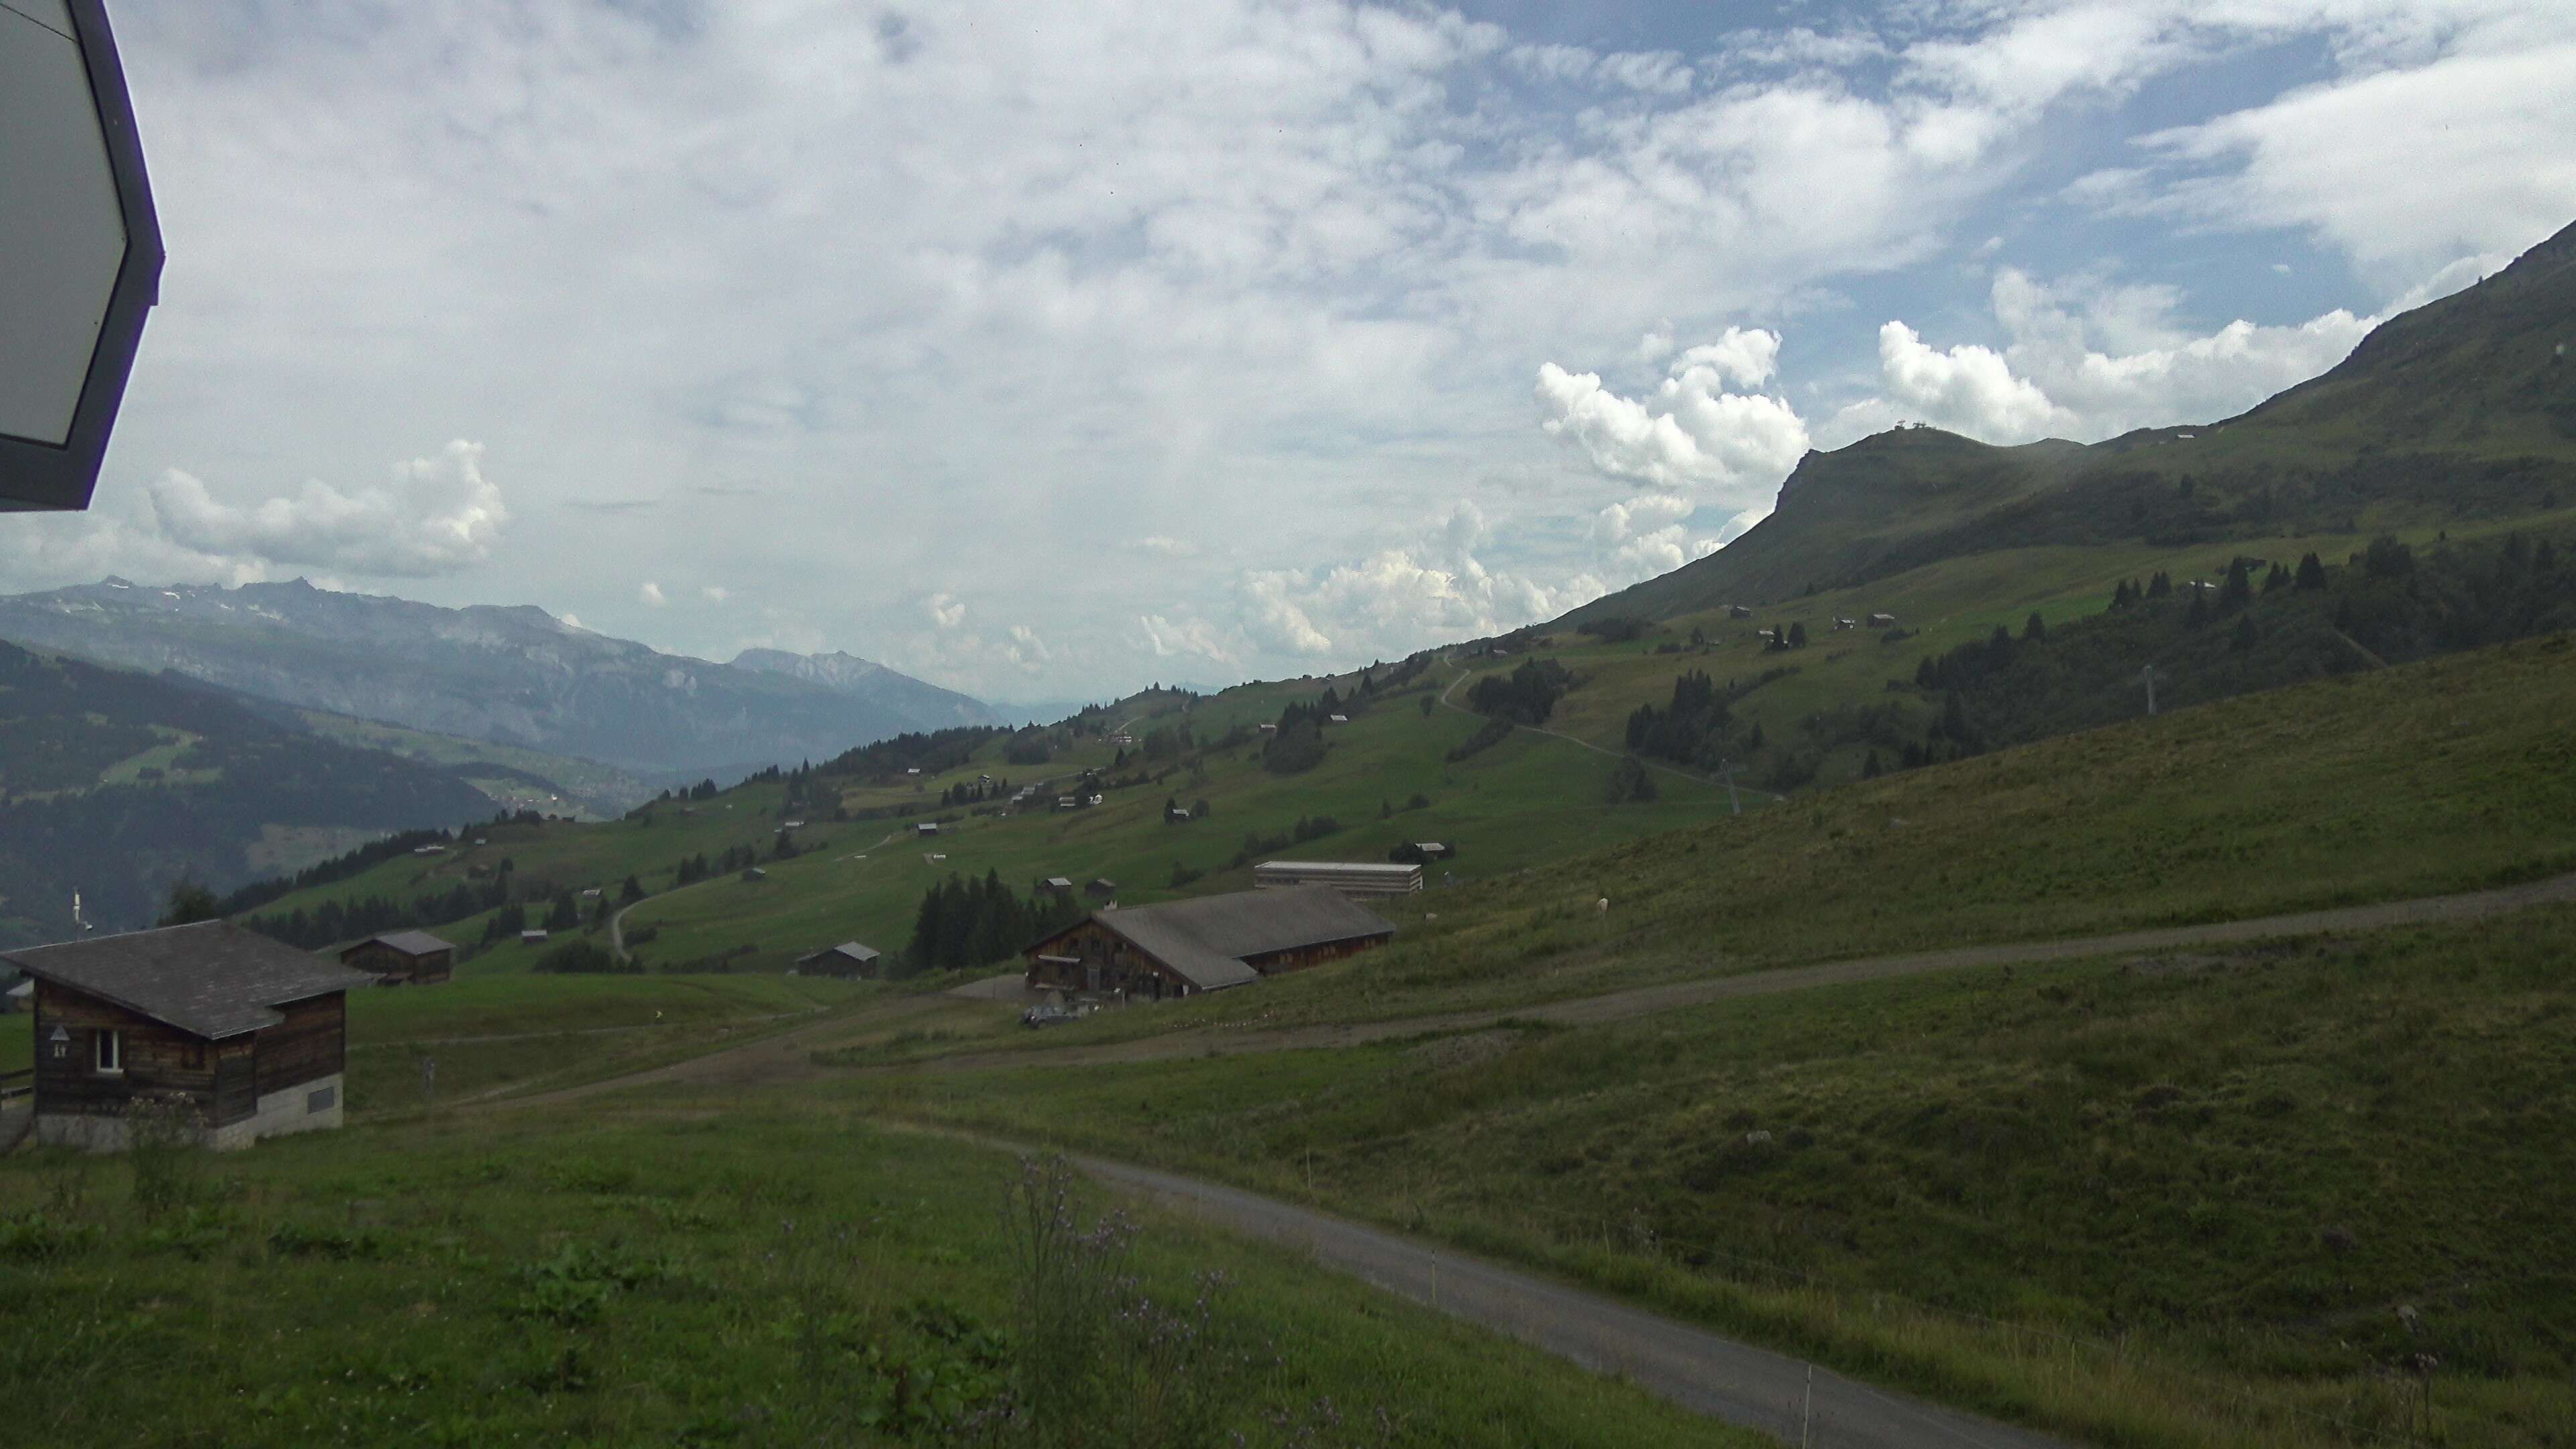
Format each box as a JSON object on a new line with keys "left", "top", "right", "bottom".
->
{"left": 35, "top": 1071, "right": 344, "bottom": 1153}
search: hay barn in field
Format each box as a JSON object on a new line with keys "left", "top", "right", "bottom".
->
{"left": 1022, "top": 885, "right": 1395, "bottom": 1001}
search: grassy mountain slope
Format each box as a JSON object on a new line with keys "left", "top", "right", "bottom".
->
{"left": 1574, "top": 218, "right": 2576, "bottom": 627}
{"left": 844, "top": 631, "right": 2576, "bottom": 1448}
{"left": 0, "top": 641, "right": 494, "bottom": 946}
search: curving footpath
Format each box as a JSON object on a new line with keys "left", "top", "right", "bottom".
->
{"left": 1073, "top": 1150, "right": 2072, "bottom": 1448}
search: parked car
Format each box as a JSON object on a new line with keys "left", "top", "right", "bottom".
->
{"left": 1021, "top": 1004, "right": 1079, "bottom": 1029}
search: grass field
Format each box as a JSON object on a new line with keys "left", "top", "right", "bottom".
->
{"left": 849, "top": 906, "right": 2576, "bottom": 1448}
{"left": 0, "top": 1102, "right": 1756, "bottom": 1448}
{"left": 856, "top": 631, "right": 2576, "bottom": 1063}
{"left": 339, "top": 971, "right": 871, "bottom": 1108}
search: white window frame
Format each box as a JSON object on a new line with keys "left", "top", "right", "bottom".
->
{"left": 94, "top": 1029, "right": 122, "bottom": 1075}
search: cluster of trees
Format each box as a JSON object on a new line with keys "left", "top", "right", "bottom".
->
{"left": 1444, "top": 716, "right": 1513, "bottom": 761}
{"left": 248, "top": 871, "right": 514, "bottom": 951}
{"left": 1464, "top": 659, "right": 1576, "bottom": 724}
{"left": 1621, "top": 667, "right": 1791, "bottom": 771}
{"left": 1161, "top": 795, "right": 1213, "bottom": 823}
{"left": 822, "top": 724, "right": 1008, "bottom": 779}
{"left": 1139, "top": 724, "right": 1192, "bottom": 761}
{"left": 941, "top": 777, "right": 1012, "bottom": 806}
{"left": 1263, "top": 694, "right": 1340, "bottom": 775}
{"left": 1604, "top": 756, "right": 1659, "bottom": 803}
{"left": 904, "top": 870, "right": 1083, "bottom": 975}
{"left": 672, "top": 844, "right": 765, "bottom": 885}
{"left": 1898, "top": 532, "right": 2576, "bottom": 767}
{"left": 1227, "top": 814, "right": 1342, "bottom": 869}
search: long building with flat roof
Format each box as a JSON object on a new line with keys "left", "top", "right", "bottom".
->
{"left": 1252, "top": 859, "right": 1424, "bottom": 897}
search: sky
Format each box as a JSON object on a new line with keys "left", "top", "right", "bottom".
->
{"left": 5, "top": 0, "right": 2571, "bottom": 704}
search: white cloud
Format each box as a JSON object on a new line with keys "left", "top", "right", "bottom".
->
{"left": 144, "top": 440, "right": 506, "bottom": 579}
{"left": 1822, "top": 248, "right": 2483, "bottom": 447}
{"left": 1138, "top": 613, "right": 1243, "bottom": 668}
{"left": 559, "top": 613, "right": 585, "bottom": 631}
{"left": 1592, "top": 492, "right": 1719, "bottom": 582}
{"left": 2137, "top": 40, "right": 2576, "bottom": 282}
{"left": 1536, "top": 329, "right": 1812, "bottom": 499}
{"left": 701, "top": 585, "right": 729, "bottom": 602}
{"left": 1134, "top": 536, "right": 1199, "bottom": 558}
{"left": 639, "top": 581, "right": 667, "bottom": 606}
{"left": 1847, "top": 321, "right": 2064, "bottom": 443}
{"left": 924, "top": 592, "right": 966, "bottom": 630}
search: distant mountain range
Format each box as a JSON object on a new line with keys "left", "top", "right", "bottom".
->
{"left": 0, "top": 639, "right": 496, "bottom": 945}
{"left": 0, "top": 580, "right": 1000, "bottom": 779}
{"left": 1568, "top": 217, "right": 2576, "bottom": 625}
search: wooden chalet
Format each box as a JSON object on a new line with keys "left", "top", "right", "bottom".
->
{"left": 794, "top": 941, "right": 882, "bottom": 979}
{"left": 1023, "top": 886, "right": 1395, "bottom": 1002}
{"left": 338, "top": 929, "right": 455, "bottom": 985}
{"left": 3, "top": 921, "right": 376, "bottom": 1152}
{"left": 1085, "top": 878, "right": 1118, "bottom": 903}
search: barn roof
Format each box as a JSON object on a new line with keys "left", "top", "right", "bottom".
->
{"left": 3, "top": 921, "right": 375, "bottom": 1040}
{"left": 1032, "top": 886, "right": 1393, "bottom": 992}
{"left": 358, "top": 930, "right": 454, "bottom": 957}
{"left": 800, "top": 941, "right": 880, "bottom": 964}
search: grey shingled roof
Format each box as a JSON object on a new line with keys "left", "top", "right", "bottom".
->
{"left": 801, "top": 941, "right": 880, "bottom": 964}
{"left": 1073, "top": 886, "right": 1393, "bottom": 991}
{"left": 361, "top": 930, "right": 454, "bottom": 957}
{"left": 3, "top": 920, "right": 377, "bottom": 1040}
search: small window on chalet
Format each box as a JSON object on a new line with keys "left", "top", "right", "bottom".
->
{"left": 94, "top": 1030, "right": 123, "bottom": 1075}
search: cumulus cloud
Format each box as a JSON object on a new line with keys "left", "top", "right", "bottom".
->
{"left": 923, "top": 592, "right": 966, "bottom": 630}
{"left": 702, "top": 585, "right": 729, "bottom": 602}
{"left": 1138, "top": 613, "right": 1242, "bottom": 667}
{"left": 144, "top": 440, "right": 506, "bottom": 579}
{"left": 1824, "top": 257, "right": 2436, "bottom": 447}
{"left": 639, "top": 581, "right": 667, "bottom": 606}
{"left": 1134, "top": 536, "right": 1199, "bottom": 558}
{"left": 1535, "top": 328, "right": 1812, "bottom": 500}
{"left": 1591, "top": 493, "right": 1725, "bottom": 582}
{"left": 1843, "top": 321, "right": 2064, "bottom": 442}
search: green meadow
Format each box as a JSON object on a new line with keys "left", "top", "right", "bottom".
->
{"left": 0, "top": 1101, "right": 1752, "bottom": 1448}
{"left": 850, "top": 904, "right": 2576, "bottom": 1449}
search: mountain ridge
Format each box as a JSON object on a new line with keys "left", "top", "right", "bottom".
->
{"left": 0, "top": 579, "right": 1000, "bottom": 777}
{"left": 1566, "top": 217, "right": 2576, "bottom": 626}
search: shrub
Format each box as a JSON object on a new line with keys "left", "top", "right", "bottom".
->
{"left": 1445, "top": 716, "right": 1513, "bottom": 763}
{"left": 1004, "top": 1156, "right": 1251, "bottom": 1448}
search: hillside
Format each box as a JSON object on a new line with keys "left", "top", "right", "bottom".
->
{"left": 845, "top": 630, "right": 2576, "bottom": 1448}
{"left": 0, "top": 578, "right": 998, "bottom": 779}
{"left": 0, "top": 641, "right": 494, "bottom": 945}
{"left": 1576, "top": 217, "right": 2576, "bottom": 625}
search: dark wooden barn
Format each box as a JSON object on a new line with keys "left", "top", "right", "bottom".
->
{"left": 339, "top": 929, "right": 455, "bottom": 985}
{"left": 794, "top": 941, "right": 882, "bottom": 979}
{"left": 3, "top": 921, "right": 376, "bottom": 1151}
{"left": 1022, "top": 886, "right": 1395, "bottom": 1002}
